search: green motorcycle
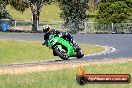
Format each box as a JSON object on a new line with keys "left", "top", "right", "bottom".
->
{"left": 43, "top": 34, "right": 84, "bottom": 60}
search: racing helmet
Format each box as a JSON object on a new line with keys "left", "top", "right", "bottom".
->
{"left": 43, "top": 25, "right": 51, "bottom": 33}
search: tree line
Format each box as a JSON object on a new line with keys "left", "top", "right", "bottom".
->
{"left": 0, "top": 0, "right": 132, "bottom": 31}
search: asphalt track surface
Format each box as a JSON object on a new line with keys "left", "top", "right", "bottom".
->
{"left": 0, "top": 33, "right": 132, "bottom": 65}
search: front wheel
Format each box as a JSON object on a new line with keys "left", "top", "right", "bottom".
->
{"left": 54, "top": 48, "right": 68, "bottom": 60}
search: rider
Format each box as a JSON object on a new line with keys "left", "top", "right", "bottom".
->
{"left": 42, "top": 25, "right": 80, "bottom": 51}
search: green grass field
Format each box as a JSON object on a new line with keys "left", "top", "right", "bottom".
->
{"left": 0, "top": 61, "right": 131, "bottom": 88}
{"left": 0, "top": 39, "right": 104, "bottom": 64}
{"left": 6, "top": 3, "right": 62, "bottom": 21}
{"left": 6, "top": 3, "right": 95, "bottom": 22}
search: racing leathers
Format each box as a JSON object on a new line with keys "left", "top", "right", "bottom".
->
{"left": 42, "top": 29, "right": 80, "bottom": 50}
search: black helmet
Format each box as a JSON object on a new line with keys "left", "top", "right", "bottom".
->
{"left": 43, "top": 25, "right": 51, "bottom": 33}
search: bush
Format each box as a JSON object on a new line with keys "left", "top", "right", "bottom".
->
{"left": 0, "top": 1, "right": 11, "bottom": 19}
{"left": 96, "top": 0, "right": 132, "bottom": 24}
{"left": 57, "top": 0, "right": 88, "bottom": 31}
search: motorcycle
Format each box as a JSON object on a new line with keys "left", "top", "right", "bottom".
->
{"left": 42, "top": 33, "right": 84, "bottom": 60}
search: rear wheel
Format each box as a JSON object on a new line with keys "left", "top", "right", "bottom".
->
{"left": 77, "top": 50, "right": 84, "bottom": 58}
{"left": 54, "top": 48, "right": 68, "bottom": 60}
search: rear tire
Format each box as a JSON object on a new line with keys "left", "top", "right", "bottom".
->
{"left": 54, "top": 48, "right": 68, "bottom": 60}
{"left": 77, "top": 50, "right": 84, "bottom": 58}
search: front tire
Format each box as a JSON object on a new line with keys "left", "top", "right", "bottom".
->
{"left": 54, "top": 48, "right": 68, "bottom": 60}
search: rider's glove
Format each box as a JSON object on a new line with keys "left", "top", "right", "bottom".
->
{"left": 58, "top": 33, "right": 63, "bottom": 37}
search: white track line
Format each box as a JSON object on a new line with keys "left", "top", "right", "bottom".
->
{"left": 84, "top": 45, "right": 116, "bottom": 57}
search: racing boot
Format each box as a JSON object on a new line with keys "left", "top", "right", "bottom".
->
{"left": 42, "top": 40, "right": 48, "bottom": 46}
{"left": 71, "top": 39, "right": 81, "bottom": 51}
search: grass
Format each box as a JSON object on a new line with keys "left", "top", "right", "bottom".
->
{"left": 6, "top": 2, "right": 95, "bottom": 22}
{"left": 6, "top": 3, "right": 62, "bottom": 21}
{"left": 6, "top": 2, "right": 96, "bottom": 31}
{"left": 0, "top": 61, "right": 131, "bottom": 88}
{"left": 0, "top": 39, "right": 104, "bottom": 64}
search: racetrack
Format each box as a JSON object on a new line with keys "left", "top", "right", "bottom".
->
{"left": 0, "top": 33, "right": 132, "bottom": 74}
{"left": 0, "top": 33, "right": 132, "bottom": 60}
{"left": 74, "top": 34, "right": 132, "bottom": 60}
{"left": 0, "top": 33, "right": 132, "bottom": 63}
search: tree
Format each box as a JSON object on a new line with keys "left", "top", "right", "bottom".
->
{"left": 57, "top": 0, "right": 88, "bottom": 32}
{"left": 96, "top": 0, "right": 132, "bottom": 24}
{"left": 89, "top": 0, "right": 101, "bottom": 10}
{"left": 8, "top": 0, "right": 29, "bottom": 13}
{"left": 6, "top": 0, "right": 51, "bottom": 31}
{"left": 26, "top": 0, "right": 51, "bottom": 31}
{"left": 0, "top": 0, "right": 11, "bottom": 19}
